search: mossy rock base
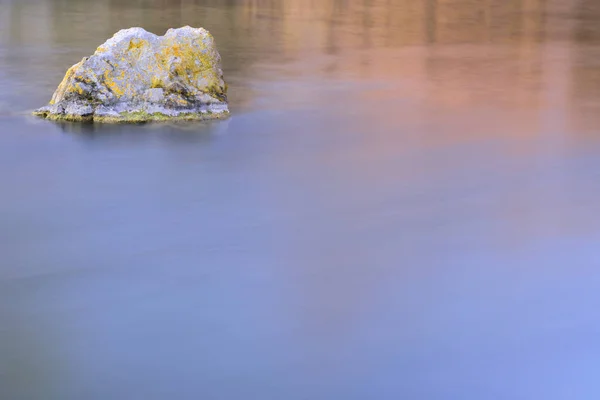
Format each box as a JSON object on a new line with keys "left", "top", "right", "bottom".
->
{"left": 33, "top": 109, "right": 229, "bottom": 124}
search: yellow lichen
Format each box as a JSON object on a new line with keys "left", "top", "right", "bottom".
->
{"left": 150, "top": 76, "right": 163, "bottom": 88}
{"left": 156, "top": 38, "right": 225, "bottom": 99}
{"left": 74, "top": 83, "right": 84, "bottom": 95}
{"left": 50, "top": 61, "right": 82, "bottom": 104}
{"left": 102, "top": 70, "right": 125, "bottom": 97}
{"left": 128, "top": 39, "right": 147, "bottom": 52}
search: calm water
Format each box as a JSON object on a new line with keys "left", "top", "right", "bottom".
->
{"left": 2, "top": 0, "right": 600, "bottom": 398}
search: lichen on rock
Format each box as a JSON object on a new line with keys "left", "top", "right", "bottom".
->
{"left": 33, "top": 26, "right": 229, "bottom": 123}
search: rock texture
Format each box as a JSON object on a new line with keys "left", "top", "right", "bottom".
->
{"left": 34, "top": 26, "right": 228, "bottom": 123}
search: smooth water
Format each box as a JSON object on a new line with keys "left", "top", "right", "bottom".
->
{"left": 2, "top": 0, "right": 600, "bottom": 399}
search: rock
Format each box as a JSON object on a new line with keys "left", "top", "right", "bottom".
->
{"left": 33, "top": 26, "right": 229, "bottom": 123}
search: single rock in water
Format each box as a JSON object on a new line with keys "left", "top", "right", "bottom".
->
{"left": 33, "top": 26, "right": 228, "bottom": 123}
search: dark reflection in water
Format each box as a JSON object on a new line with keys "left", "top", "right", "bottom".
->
{"left": 2, "top": 1, "right": 600, "bottom": 399}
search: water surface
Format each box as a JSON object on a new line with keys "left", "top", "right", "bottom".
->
{"left": 2, "top": 1, "right": 600, "bottom": 399}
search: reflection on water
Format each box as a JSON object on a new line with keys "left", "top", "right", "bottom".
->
{"left": 2, "top": 1, "right": 600, "bottom": 399}
{"left": 1, "top": 0, "right": 600, "bottom": 128}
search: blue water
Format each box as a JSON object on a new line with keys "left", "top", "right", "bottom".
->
{"left": 2, "top": 1, "right": 600, "bottom": 399}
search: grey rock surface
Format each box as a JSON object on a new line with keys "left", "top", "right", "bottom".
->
{"left": 34, "top": 26, "right": 228, "bottom": 123}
